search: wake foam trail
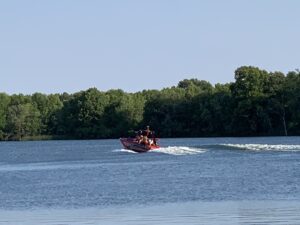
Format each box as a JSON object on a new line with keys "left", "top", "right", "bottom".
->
{"left": 113, "top": 149, "right": 138, "bottom": 154}
{"left": 221, "top": 144, "right": 300, "bottom": 152}
{"left": 152, "top": 146, "right": 206, "bottom": 155}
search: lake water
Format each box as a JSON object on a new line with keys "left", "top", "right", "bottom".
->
{"left": 0, "top": 137, "right": 300, "bottom": 224}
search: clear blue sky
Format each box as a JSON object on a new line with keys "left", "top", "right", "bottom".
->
{"left": 1, "top": 0, "right": 299, "bottom": 94}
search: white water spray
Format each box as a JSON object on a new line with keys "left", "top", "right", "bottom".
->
{"left": 221, "top": 144, "right": 300, "bottom": 152}
{"left": 152, "top": 146, "right": 206, "bottom": 155}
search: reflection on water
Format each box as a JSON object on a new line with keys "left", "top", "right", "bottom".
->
{"left": 1, "top": 201, "right": 300, "bottom": 225}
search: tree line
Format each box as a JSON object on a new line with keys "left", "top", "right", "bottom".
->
{"left": 1, "top": 66, "right": 300, "bottom": 141}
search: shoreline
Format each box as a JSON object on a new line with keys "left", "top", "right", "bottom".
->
{"left": 0, "top": 135, "right": 298, "bottom": 142}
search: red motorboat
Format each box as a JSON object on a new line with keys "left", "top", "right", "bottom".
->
{"left": 120, "top": 137, "right": 160, "bottom": 153}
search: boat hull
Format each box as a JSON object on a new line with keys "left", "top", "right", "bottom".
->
{"left": 120, "top": 138, "right": 159, "bottom": 153}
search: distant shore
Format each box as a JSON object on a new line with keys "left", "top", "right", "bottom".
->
{"left": 1, "top": 66, "right": 300, "bottom": 140}
{"left": 0, "top": 134, "right": 297, "bottom": 142}
{"left": 1, "top": 135, "right": 70, "bottom": 142}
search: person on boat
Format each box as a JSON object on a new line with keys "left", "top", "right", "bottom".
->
{"left": 148, "top": 131, "right": 157, "bottom": 146}
{"left": 140, "top": 132, "right": 146, "bottom": 144}
{"left": 135, "top": 132, "right": 141, "bottom": 143}
{"left": 134, "top": 130, "right": 141, "bottom": 143}
{"left": 138, "top": 128, "right": 149, "bottom": 145}
{"left": 145, "top": 125, "right": 151, "bottom": 137}
{"left": 135, "top": 126, "right": 155, "bottom": 146}
{"left": 138, "top": 135, "right": 144, "bottom": 144}
{"left": 141, "top": 135, "right": 149, "bottom": 145}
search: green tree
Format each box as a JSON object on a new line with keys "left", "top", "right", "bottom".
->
{"left": 262, "top": 72, "right": 288, "bottom": 135}
{"left": 178, "top": 79, "right": 213, "bottom": 91}
{"left": 0, "top": 93, "right": 10, "bottom": 140}
{"left": 57, "top": 88, "right": 109, "bottom": 138}
{"left": 104, "top": 90, "right": 145, "bottom": 137}
{"left": 283, "top": 70, "right": 300, "bottom": 134}
{"left": 5, "top": 103, "right": 41, "bottom": 140}
{"left": 1, "top": 65, "right": 300, "bottom": 140}
{"left": 230, "top": 66, "right": 271, "bottom": 135}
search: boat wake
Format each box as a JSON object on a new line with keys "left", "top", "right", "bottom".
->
{"left": 113, "top": 149, "right": 138, "bottom": 154}
{"left": 220, "top": 144, "right": 300, "bottom": 152}
{"left": 152, "top": 146, "right": 206, "bottom": 155}
{"left": 113, "top": 147, "right": 206, "bottom": 155}
{"left": 114, "top": 144, "right": 300, "bottom": 155}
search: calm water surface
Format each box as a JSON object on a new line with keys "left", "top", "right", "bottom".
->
{"left": 0, "top": 137, "right": 300, "bottom": 224}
